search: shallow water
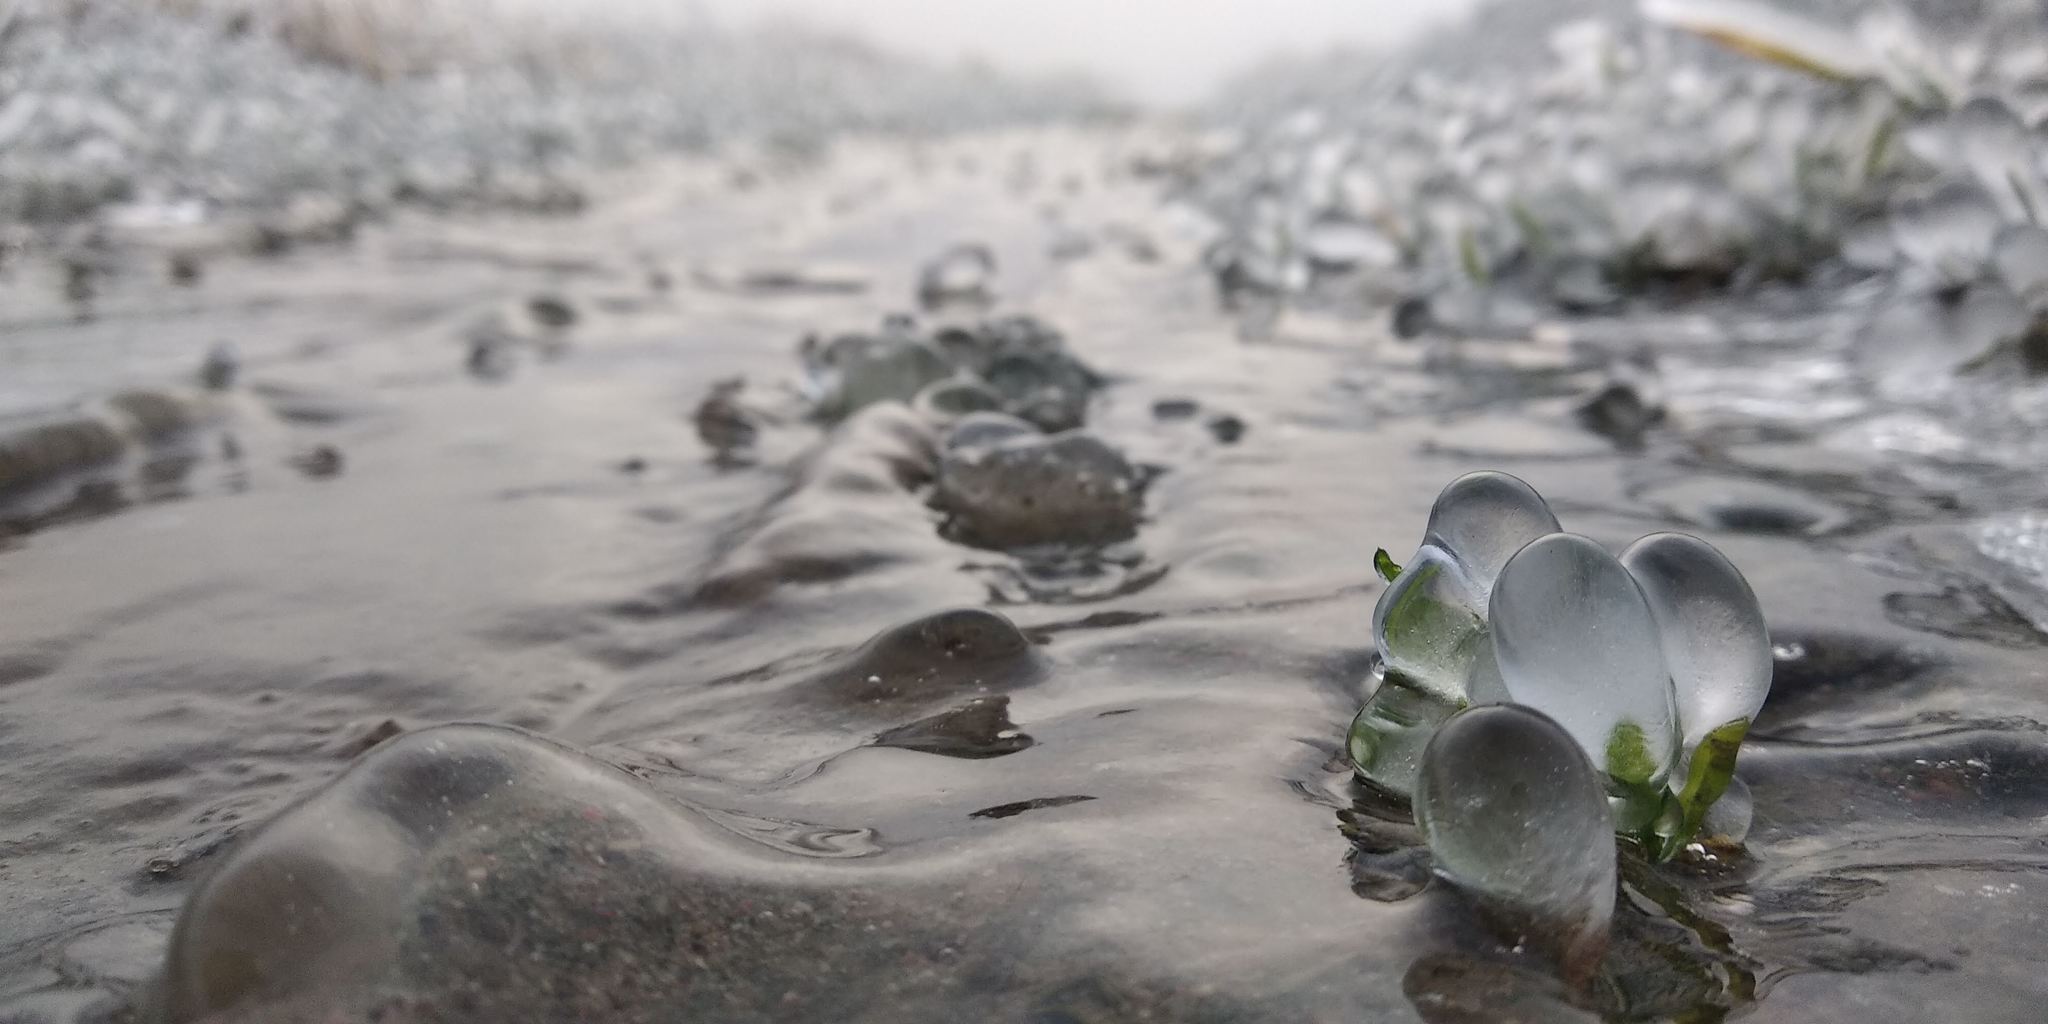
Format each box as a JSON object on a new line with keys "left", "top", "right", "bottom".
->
{"left": 3, "top": 130, "right": 2048, "bottom": 1022}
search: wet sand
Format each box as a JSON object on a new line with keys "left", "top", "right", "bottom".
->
{"left": 3, "top": 130, "right": 2048, "bottom": 1022}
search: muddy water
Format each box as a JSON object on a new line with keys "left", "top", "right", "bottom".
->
{"left": 2, "top": 131, "right": 2047, "bottom": 1023}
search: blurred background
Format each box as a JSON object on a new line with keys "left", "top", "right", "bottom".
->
{"left": 12, "top": 4, "right": 2048, "bottom": 1023}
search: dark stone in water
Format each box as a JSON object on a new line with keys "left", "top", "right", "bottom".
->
{"left": 198, "top": 345, "right": 238, "bottom": 391}
{"left": 168, "top": 251, "right": 203, "bottom": 286}
{"left": 1572, "top": 382, "right": 1663, "bottom": 446}
{"left": 0, "top": 418, "right": 125, "bottom": 495}
{"left": 935, "top": 428, "right": 1144, "bottom": 549}
{"left": 873, "top": 696, "right": 1033, "bottom": 759}
{"left": 827, "top": 607, "right": 1041, "bottom": 705}
{"left": 149, "top": 724, "right": 1049, "bottom": 1023}
{"left": 1712, "top": 503, "right": 1822, "bottom": 535}
{"left": 527, "top": 295, "right": 577, "bottom": 330}
{"left": 290, "top": 445, "right": 345, "bottom": 479}
{"left": 1392, "top": 296, "right": 1434, "bottom": 339}
{"left": 693, "top": 377, "right": 758, "bottom": 464}
{"left": 928, "top": 316, "right": 1100, "bottom": 432}
{"left": 1151, "top": 397, "right": 1200, "bottom": 420}
{"left": 1206, "top": 414, "right": 1247, "bottom": 444}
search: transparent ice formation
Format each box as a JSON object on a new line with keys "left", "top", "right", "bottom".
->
{"left": 1356, "top": 471, "right": 1771, "bottom": 856}
{"left": 1491, "top": 533, "right": 1683, "bottom": 809}
{"left": 802, "top": 332, "right": 955, "bottom": 423}
{"left": 1352, "top": 472, "right": 1560, "bottom": 798}
{"left": 1620, "top": 532, "right": 1771, "bottom": 758}
{"left": 1371, "top": 471, "right": 1563, "bottom": 702}
{"left": 1991, "top": 225, "right": 2048, "bottom": 313}
{"left": 0, "top": 1, "right": 1113, "bottom": 226}
{"left": 1188, "top": 0, "right": 2048, "bottom": 403}
{"left": 803, "top": 316, "right": 1100, "bottom": 430}
{"left": 1888, "top": 183, "right": 2005, "bottom": 287}
{"left": 1415, "top": 703, "right": 1616, "bottom": 978}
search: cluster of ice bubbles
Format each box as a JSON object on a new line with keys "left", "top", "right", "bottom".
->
{"left": 801, "top": 306, "right": 1148, "bottom": 549}
{"left": 1354, "top": 471, "right": 1771, "bottom": 977}
{"left": 689, "top": 256, "right": 1154, "bottom": 601}
{"left": 1179, "top": 0, "right": 2048, "bottom": 377}
{"left": 0, "top": 0, "right": 1110, "bottom": 228}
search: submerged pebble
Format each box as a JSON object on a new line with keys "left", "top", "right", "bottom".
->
{"left": 934, "top": 426, "right": 1144, "bottom": 549}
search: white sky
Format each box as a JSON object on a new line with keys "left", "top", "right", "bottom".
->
{"left": 691, "top": 0, "right": 1482, "bottom": 105}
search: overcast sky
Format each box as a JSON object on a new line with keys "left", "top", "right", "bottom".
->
{"left": 691, "top": 0, "right": 1482, "bottom": 105}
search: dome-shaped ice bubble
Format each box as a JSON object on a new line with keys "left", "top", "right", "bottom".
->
{"left": 1620, "top": 532, "right": 1771, "bottom": 755}
{"left": 1699, "top": 774, "right": 1753, "bottom": 845}
{"left": 1370, "top": 472, "right": 1559, "bottom": 702}
{"left": 153, "top": 724, "right": 773, "bottom": 1023}
{"left": 1490, "top": 534, "right": 1681, "bottom": 796}
{"left": 1414, "top": 704, "right": 1615, "bottom": 980}
{"left": 1888, "top": 182, "right": 2003, "bottom": 286}
{"left": 1992, "top": 223, "right": 2048, "bottom": 313}
{"left": 806, "top": 334, "right": 955, "bottom": 422}
{"left": 1422, "top": 471, "right": 1563, "bottom": 591}
{"left": 1371, "top": 547, "right": 1489, "bottom": 703}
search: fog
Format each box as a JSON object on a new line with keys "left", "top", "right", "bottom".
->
{"left": 692, "top": 0, "right": 1484, "bottom": 105}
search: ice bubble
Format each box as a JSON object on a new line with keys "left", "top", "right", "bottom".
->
{"left": 1491, "top": 533, "right": 1682, "bottom": 809}
{"left": 1621, "top": 532, "right": 1771, "bottom": 757}
{"left": 1372, "top": 472, "right": 1562, "bottom": 704}
{"left": 1888, "top": 182, "right": 2003, "bottom": 287}
{"left": 1992, "top": 224, "right": 2048, "bottom": 313}
{"left": 1415, "top": 703, "right": 1616, "bottom": 980}
{"left": 803, "top": 332, "right": 955, "bottom": 423}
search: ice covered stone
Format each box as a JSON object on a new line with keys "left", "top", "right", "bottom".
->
{"left": 1888, "top": 183, "right": 2003, "bottom": 286}
{"left": 913, "top": 377, "right": 1004, "bottom": 421}
{"left": 929, "top": 317, "right": 1100, "bottom": 432}
{"left": 1948, "top": 97, "right": 2046, "bottom": 224}
{"left": 1992, "top": 224, "right": 2048, "bottom": 313}
{"left": 916, "top": 243, "right": 996, "bottom": 308}
{"left": 1302, "top": 216, "right": 1401, "bottom": 273}
{"left": 802, "top": 331, "right": 955, "bottom": 423}
{"left": 933, "top": 427, "right": 1143, "bottom": 548}
{"left": 1860, "top": 281, "right": 2030, "bottom": 396}
{"left": 1621, "top": 533, "right": 1771, "bottom": 757}
{"left": 1371, "top": 472, "right": 1562, "bottom": 703}
{"left": 152, "top": 725, "right": 772, "bottom": 1022}
{"left": 1414, "top": 704, "right": 1615, "bottom": 980}
{"left": 1490, "top": 533, "right": 1682, "bottom": 818}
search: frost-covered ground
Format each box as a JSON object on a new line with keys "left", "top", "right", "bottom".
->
{"left": 1177, "top": 0, "right": 2048, "bottom": 459}
{"left": 0, "top": 0, "right": 1118, "bottom": 227}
